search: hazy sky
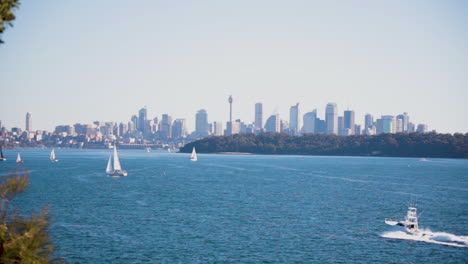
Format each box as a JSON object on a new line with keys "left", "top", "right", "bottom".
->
{"left": 1, "top": 0, "right": 467, "bottom": 133}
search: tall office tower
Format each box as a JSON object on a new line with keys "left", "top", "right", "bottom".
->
{"left": 159, "top": 114, "right": 173, "bottom": 138}
{"left": 255, "top": 103, "right": 263, "bottom": 129}
{"left": 344, "top": 110, "right": 355, "bottom": 135}
{"left": 416, "top": 124, "right": 428, "bottom": 133}
{"left": 325, "top": 103, "right": 338, "bottom": 134}
{"left": 119, "top": 122, "right": 128, "bottom": 136}
{"left": 144, "top": 120, "right": 154, "bottom": 137}
{"left": 130, "top": 115, "right": 138, "bottom": 132}
{"left": 172, "top": 119, "right": 187, "bottom": 138}
{"left": 315, "top": 118, "right": 327, "bottom": 134}
{"left": 265, "top": 114, "right": 280, "bottom": 133}
{"left": 396, "top": 112, "right": 410, "bottom": 133}
{"left": 395, "top": 119, "right": 403, "bottom": 133}
{"left": 213, "top": 121, "right": 223, "bottom": 136}
{"left": 379, "top": 115, "right": 395, "bottom": 134}
{"left": 25, "top": 112, "right": 32, "bottom": 132}
{"left": 289, "top": 103, "right": 300, "bottom": 135}
{"left": 128, "top": 121, "right": 135, "bottom": 133}
{"left": 407, "top": 122, "right": 415, "bottom": 133}
{"left": 364, "top": 114, "right": 374, "bottom": 128}
{"left": 138, "top": 107, "right": 147, "bottom": 132}
{"left": 280, "top": 119, "right": 289, "bottom": 133}
{"left": 338, "top": 116, "right": 344, "bottom": 135}
{"left": 195, "top": 109, "right": 209, "bottom": 137}
{"left": 228, "top": 95, "right": 233, "bottom": 123}
{"left": 302, "top": 110, "right": 317, "bottom": 133}
{"left": 354, "top": 124, "right": 362, "bottom": 135}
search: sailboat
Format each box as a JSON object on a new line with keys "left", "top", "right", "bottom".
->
{"left": 16, "top": 153, "right": 23, "bottom": 163}
{"left": 106, "top": 146, "right": 128, "bottom": 177}
{"left": 190, "top": 147, "right": 198, "bottom": 161}
{"left": 0, "top": 147, "right": 6, "bottom": 161}
{"left": 50, "top": 149, "right": 59, "bottom": 162}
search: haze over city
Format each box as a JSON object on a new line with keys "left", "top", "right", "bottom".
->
{"left": 1, "top": 0, "right": 467, "bottom": 133}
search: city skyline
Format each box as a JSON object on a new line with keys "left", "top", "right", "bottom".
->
{"left": 1, "top": 1, "right": 467, "bottom": 133}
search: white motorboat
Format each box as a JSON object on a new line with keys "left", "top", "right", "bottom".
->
{"left": 0, "top": 147, "right": 6, "bottom": 161}
{"left": 385, "top": 206, "right": 421, "bottom": 234}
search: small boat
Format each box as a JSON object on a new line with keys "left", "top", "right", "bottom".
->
{"left": 419, "top": 158, "right": 428, "bottom": 162}
{"left": 385, "top": 206, "right": 421, "bottom": 234}
{"left": 0, "top": 147, "right": 6, "bottom": 161}
{"left": 16, "top": 153, "right": 23, "bottom": 163}
{"left": 146, "top": 147, "right": 151, "bottom": 153}
{"left": 106, "top": 146, "right": 128, "bottom": 177}
{"left": 190, "top": 147, "right": 198, "bottom": 161}
{"left": 50, "top": 149, "right": 59, "bottom": 162}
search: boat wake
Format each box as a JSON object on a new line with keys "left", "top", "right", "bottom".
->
{"left": 382, "top": 228, "right": 468, "bottom": 248}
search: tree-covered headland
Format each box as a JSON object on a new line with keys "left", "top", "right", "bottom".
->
{"left": 180, "top": 132, "right": 468, "bottom": 159}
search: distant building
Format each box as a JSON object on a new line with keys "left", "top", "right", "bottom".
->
{"left": 302, "top": 110, "right": 317, "bottom": 133}
{"left": 315, "top": 118, "right": 327, "bottom": 134}
{"left": 130, "top": 115, "right": 138, "bottom": 132}
{"left": 338, "top": 116, "right": 344, "bottom": 135}
{"left": 265, "top": 114, "right": 280, "bottom": 133}
{"left": 325, "top": 103, "right": 338, "bottom": 134}
{"left": 213, "top": 121, "right": 223, "bottom": 136}
{"left": 195, "top": 109, "right": 209, "bottom": 137}
{"left": 377, "top": 115, "right": 395, "bottom": 134}
{"left": 25, "top": 112, "right": 32, "bottom": 132}
{"left": 225, "top": 121, "right": 241, "bottom": 135}
{"left": 172, "top": 119, "right": 187, "bottom": 138}
{"left": 289, "top": 103, "right": 300, "bottom": 135}
{"left": 344, "top": 110, "right": 355, "bottom": 135}
{"left": 354, "top": 124, "right": 362, "bottom": 135}
{"left": 416, "top": 124, "right": 428, "bottom": 133}
{"left": 138, "top": 107, "right": 147, "bottom": 133}
{"left": 119, "top": 122, "right": 128, "bottom": 136}
{"left": 159, "top": 114, "right": 172, "bottom": 138}
{"left": 408, "top": 122, "right": 415, "bottom": 133}
{"left": 255, "top": 103, "right": 263, "bottom": 130}
{"left": 396, "top": 112, "right": 410, "bottom": 133}
{"left": 364, "top": 114, "right": 374, "bottom": 129}
{"left": 395, "top": 118, "right": 403, "bottom": 133}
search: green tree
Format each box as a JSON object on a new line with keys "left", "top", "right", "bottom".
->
{"left": 0, "top": 0, "right": 20, "bottom": 44}
{"left": 0, "top": 167, "right": 58, "bottom": 263}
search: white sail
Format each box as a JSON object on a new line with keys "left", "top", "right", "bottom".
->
{"left": 16, "top": 153, "right": 22, "bottom": 163}
{"left": 190, "top": 147, "right": 198, "bottom": 161}
{"left": 113, "top": 146, "right": 122, "bottom": 171}
{"left": 106, "top": 155, "right": 113, "bottom": 173}
{"left": 50, "top": 149, "right": 55, "bottom": 161}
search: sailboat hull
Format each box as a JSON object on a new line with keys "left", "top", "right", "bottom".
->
{"left": 107, "top": 170, "right": 128, "bottom": 177}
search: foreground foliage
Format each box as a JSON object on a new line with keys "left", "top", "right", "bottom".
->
{"left": 0, "top": 0, "right": 19, "bottom": 44}
{"left": 180, "top": 132, "right": 468, "bottom": 158}
{"left": 0, "top": 167, "right": 58, "bottom": 263}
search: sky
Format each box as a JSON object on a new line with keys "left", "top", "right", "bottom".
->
{"left": 0, "top": 0, "right": 467, "bottom": 133}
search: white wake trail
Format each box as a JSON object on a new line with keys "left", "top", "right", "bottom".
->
{"left": 382, "top": 228, "right": 468, "bottom": 248}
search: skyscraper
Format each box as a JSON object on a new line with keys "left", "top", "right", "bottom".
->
{"left": 213, "top": 121, "right": 223, "bottom": 136}
{"left": 344, "top": 110, "right": 355, "bottom": 135}
{"left": 289, "top": 103, "right": 300, "bottom": 135}
{"left": 130, "top": 115, "right": 138, "bottom": 132}
{"left": 325, "top": 103, "right": 337, "bottom": 135}
{"left": 159, "top": 114, "right": 172, "bottom": 139}
{"left": 25, "top": 112, "right": 32, "bottom": 132}
{"left": 265, "top": 114, "right": 280, "bottom": 133}
{"left": 254, "top": 103, "right": 263, "bottom": 130}
{"left": 172, "top": 119, "right": 187, "bottom": 138}
{"left": 195, "top": 109, "right": 209, "bottom": 137}
{"left": 338, "top": 116, "right": 344, "bottom": 135}
{"left": 302, "top": 110, "right": 317, "bottom": 134}
{"left": 396, "top": 112, "right": 410, "bottom": 133}
{"left": 364, "top": 114, "right": 374, "bottom": 128}
{"left": 138, "top": 107, "right": 147, "bottom": 132}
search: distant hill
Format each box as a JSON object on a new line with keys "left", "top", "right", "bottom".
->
{"left": 179, "top": 132, "right": 468, "bottom": 159}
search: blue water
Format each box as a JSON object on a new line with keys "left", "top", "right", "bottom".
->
{"left": 0, "top": 149, "right": 467, "bottom": 263}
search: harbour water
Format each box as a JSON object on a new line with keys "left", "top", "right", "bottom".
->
{"left": 0, "top": 149, "right": 467, "bottom": 263}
